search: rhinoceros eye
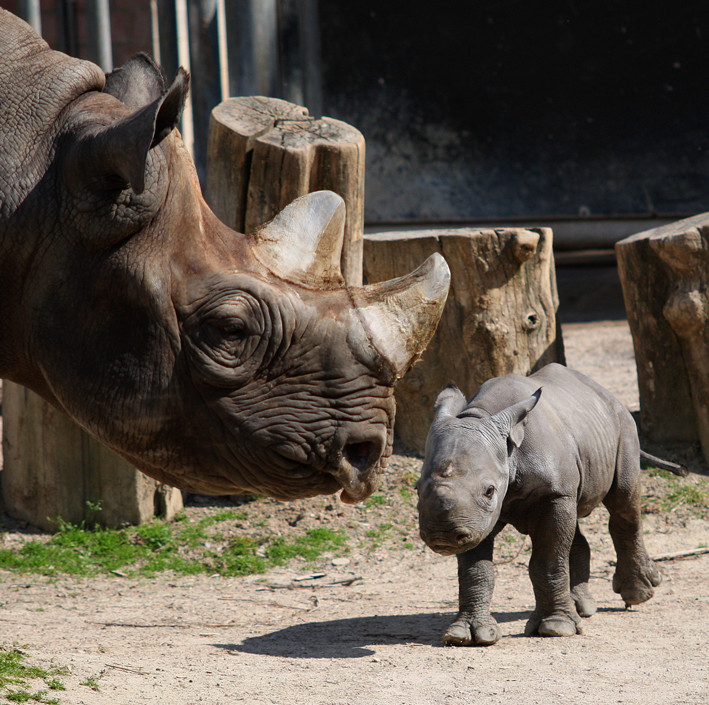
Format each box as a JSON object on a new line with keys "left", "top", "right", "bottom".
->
{"left": 206, "top": 318, "right": 248, "bottom": 341}
{"left": 484, "top": 485, "right": 496, "bottom": 499}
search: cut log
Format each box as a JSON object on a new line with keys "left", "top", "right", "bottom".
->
{"left": 205, "top": 96, "right": 365, "bottom": 285}
{"left": 616, "top": 214, "right": 709, "bottom": 461}
{"left": 364, "top": 227, "right": 564, "bottom": 452}
{"left": 1, "top": 382, "right": 182, "bottom": 531}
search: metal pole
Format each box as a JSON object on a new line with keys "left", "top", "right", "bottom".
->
{"left": 175, "top": 0, "right": 195, "bottom": 156}
{"left": 216, "top": 0, "right": 229, "bottom": 101}
{"left": 17, "top": 0, "right": 42, "bottom": 33}
{"left": 86, "top": 0, "right": 113, "bottom": 72}
{"left": 150, "top": 0, "right": 161, "bottom": 66}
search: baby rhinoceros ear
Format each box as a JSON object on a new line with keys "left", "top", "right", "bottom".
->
{"left": 433, "top": 385, "right": 468, "bottom": 421}
{"left": 491, "top": 387, "right": 542, "bottom": 449}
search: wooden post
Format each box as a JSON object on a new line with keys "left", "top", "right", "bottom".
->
{"left": 616, "top": 214, "right": 709, "bottom": 461}
{"left": 205, "top": 96, "right": 365, "bottom": 285}
{"left": 1, "top": 382, "right": 183, "bottom": 531}
{"left": 364, "top": 227, "right": 564, "bottom": 452}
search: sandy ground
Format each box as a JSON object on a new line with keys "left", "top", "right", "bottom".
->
{"left": 1, "top": 271, "right": 708, "bottom": 705}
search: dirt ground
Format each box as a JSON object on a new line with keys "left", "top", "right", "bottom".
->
{"left": 1, "top": 262, "right": 708, "bottom": 705}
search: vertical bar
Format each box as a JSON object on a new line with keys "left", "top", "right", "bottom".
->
{"left": 86, "top": 0, "right": 113, "bottom": 72}
{"left": 154, "top": 0, "right": 178, "bottom": 78}
{"left": 276, "top": 0, "right": 322, "bottom": 115}
{"left": 175, "top": 0, "right": 195, "bottom": 156}
{"left": 215, "top": 0, "right": 229, "bottom": 101}
{"left": 224, "top": 0, "right": 279, "bottom": 97}
{"left": 57, "top": 0, "right": 79, "bottom": 56}
{"left": 150, "top": 0, "right": 161, "bottom": 65}
{"left": 298, "top": 0, "right": 322, "bottom": 117}
{"left": 17, "top": 0, "right": 42, "bottom": 33}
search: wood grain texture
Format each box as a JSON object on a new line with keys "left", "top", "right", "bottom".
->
{"left": 1, "top": 382, "right": 182, "bottom": 530}
{"left": 364, "top": 227, "right": 564, "bottom": 452}
{"left": 616, "top": 214, "right": 709, "bottom": 461}
{"left": 205, "top": 96, "right": 365, "bottom": 285}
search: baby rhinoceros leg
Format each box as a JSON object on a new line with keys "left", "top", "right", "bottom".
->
{"left": 569, "top": 524, "right": 597, "bottom": 618}
{"left": 525, "top": 498, "right": 582, "bottom": 638}
{"left": 604, "top": 452, "right": 661, "bottom": 606}
{"left": 446, "top": 534, "right": 501, "bottom": 646}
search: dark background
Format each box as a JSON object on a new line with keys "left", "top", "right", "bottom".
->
{"left": 318, "top": 1, "right": 709, "bottom": 222}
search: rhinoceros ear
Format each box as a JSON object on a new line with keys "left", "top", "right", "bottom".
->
{"left": 104, "top": 53, "right": 167, "bottom": 108}
{"left": 75, "top": 67, "right": 189, "bottom": 195}
{"left": 350, "top": 253, "right": 451, "bottom": 379}
{"left": 250, "top": 191, "right": 346, "bottom": 287}
{"left": 490, "top": 388, "right": 542, "bottom": 449}
{"left": 433, "top": 385, "right": 467, "bottom": 421}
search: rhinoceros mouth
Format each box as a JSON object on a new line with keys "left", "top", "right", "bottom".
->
{"left": 420, "top": 528, "right": 481, "bottom": 556}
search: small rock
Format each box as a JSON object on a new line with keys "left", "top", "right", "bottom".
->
{"left": 331, "top": 557, "right": 350, "bottom": 567}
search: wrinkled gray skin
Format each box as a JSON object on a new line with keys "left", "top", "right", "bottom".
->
{"left": 0, "top": 11, "right": 450, "bottom": 504}
{"left": 418, "top": 363, "right": 673, "bottom": 645}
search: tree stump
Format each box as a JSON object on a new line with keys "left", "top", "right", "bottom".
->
{"left": 205, "top": 96, "right": 365, "bottom": 285}
{"left": 364, "top": 227, "right": 564, "bottom": 452}
{"left": 616, "top": 213, "right": 709, "bottom": 461}
{"left": 1, "top": 382, "right": 183, "bottom": 531}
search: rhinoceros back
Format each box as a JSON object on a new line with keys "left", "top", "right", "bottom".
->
{"left": 0, "top": 9, "right": 104, "bottom": 220}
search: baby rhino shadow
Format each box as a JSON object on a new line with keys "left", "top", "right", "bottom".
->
{"left": 214, "top": 610, "right": 530, "bottom": 659}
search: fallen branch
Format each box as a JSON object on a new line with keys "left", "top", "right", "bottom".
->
{"left": 257, "top": 575, "right": 363, "bottom": 590}
{"left": 105, "top": 663, "right": 147, "bottom": 675}
{"left": 652, "top": 547, "right": 709, "bottom": 562}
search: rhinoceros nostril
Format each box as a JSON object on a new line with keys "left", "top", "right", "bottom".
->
{"left": 456, "top": 531, "right": 472, "bottom": 545}
{"left": 343, "top": 440, "right": 378, "bottom": 472}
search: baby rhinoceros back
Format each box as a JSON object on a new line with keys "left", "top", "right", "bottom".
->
{"left": 417, "top": 363, "right": 683, "bottom": 646}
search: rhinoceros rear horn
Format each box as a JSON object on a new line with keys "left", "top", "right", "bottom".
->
{"left": 351, "top": 254, "right": 451, "bottom": 379}
{"left": 75, "top": 67, "right": 189, "bottom": 195}
{"left": 250, "top": 191, "right": 347, "bottom": 287}
{"left": 251, "top": 191, "right": 450, "bottom": 379}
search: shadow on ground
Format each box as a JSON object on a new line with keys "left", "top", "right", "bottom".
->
{"left": 215, "top": 609, "right": 531, "bottom": 658}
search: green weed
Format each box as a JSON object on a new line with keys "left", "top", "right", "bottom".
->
{"left": 80, "top": 675, "right": 100, "bottom": 690}
{"left": 644, "top": 470, "right": 708, "bottom": 515}
{"left": 363, "top": 493, "right": 387, "bottom": 508}
{"left": 0, "top": 647, "right": 66, "bottom": 704}
{"left": 362, "top": 522, "right": 394, "bottom": 551}
{"left": 0, "top": 515, "right": 348, "bottom": 579}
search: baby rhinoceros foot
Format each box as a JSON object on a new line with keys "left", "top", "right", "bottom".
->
{"left": 443, "top": 617, "right": 501, "bottom": 647}
{"left": 525, "top": 610, "right": 582, "bottom": 638}
{"left": 571, "top": 584, "right": 597, "bottom": 618}
{"left": 613, "top": 560, "right": 662, "bottom": 607}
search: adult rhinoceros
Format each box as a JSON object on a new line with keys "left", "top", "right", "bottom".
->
{"left": 0, "top": 10, "right": 450, "bottom": 504}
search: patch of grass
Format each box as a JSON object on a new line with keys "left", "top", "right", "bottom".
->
{"left": 398, "top": 485, "right": 415, "bottom": 502}
{"left": 0, "top": 647, "right": 66, "bottom": 704}
{"left": 80, "top": 675, "right": 100, "bottom": 691}
{"left": 363, "top": 493, "right": 387, "bottom": 508}
{"left": 361, "top": 522, "right": 394, "bottom": 551}
{"left": 0, "top": 513, "right": 349, "bottom": 579}
{"left": 643, "top": 470, "right": 709, "bottom": 515}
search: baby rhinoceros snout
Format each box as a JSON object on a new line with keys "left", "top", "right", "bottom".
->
{"left": 418, "top": 487, "right": 480, "bottom": 555}
{"left": 421, "top": 528, "right": 476, "bottom": 556}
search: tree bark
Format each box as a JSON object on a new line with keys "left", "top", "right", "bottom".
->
{"left": 364, "top": 227, "right": 564, "bottom": 452}
{"left": 1, "top": 382, "right": 183, "bottom": 531}
{"left": 205, "top": 96, "right": 365, "bottom": 285}
{"left": 616, "top": 214, "right": 709, "bottom": 461}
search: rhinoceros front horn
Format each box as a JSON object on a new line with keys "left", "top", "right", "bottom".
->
{"left": 252, "top": 190, "right": 451, "bottom": 378}
{"left": 351, "top": 254, "right": 451, "bottom": 379}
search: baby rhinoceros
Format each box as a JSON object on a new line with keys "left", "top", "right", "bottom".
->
{"left": 417, "top": 363, "right": 687, "bottom": 646}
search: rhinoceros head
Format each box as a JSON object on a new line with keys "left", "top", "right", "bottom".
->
{"left": 0, "top": 17, "right": 449, "bottom": 504}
